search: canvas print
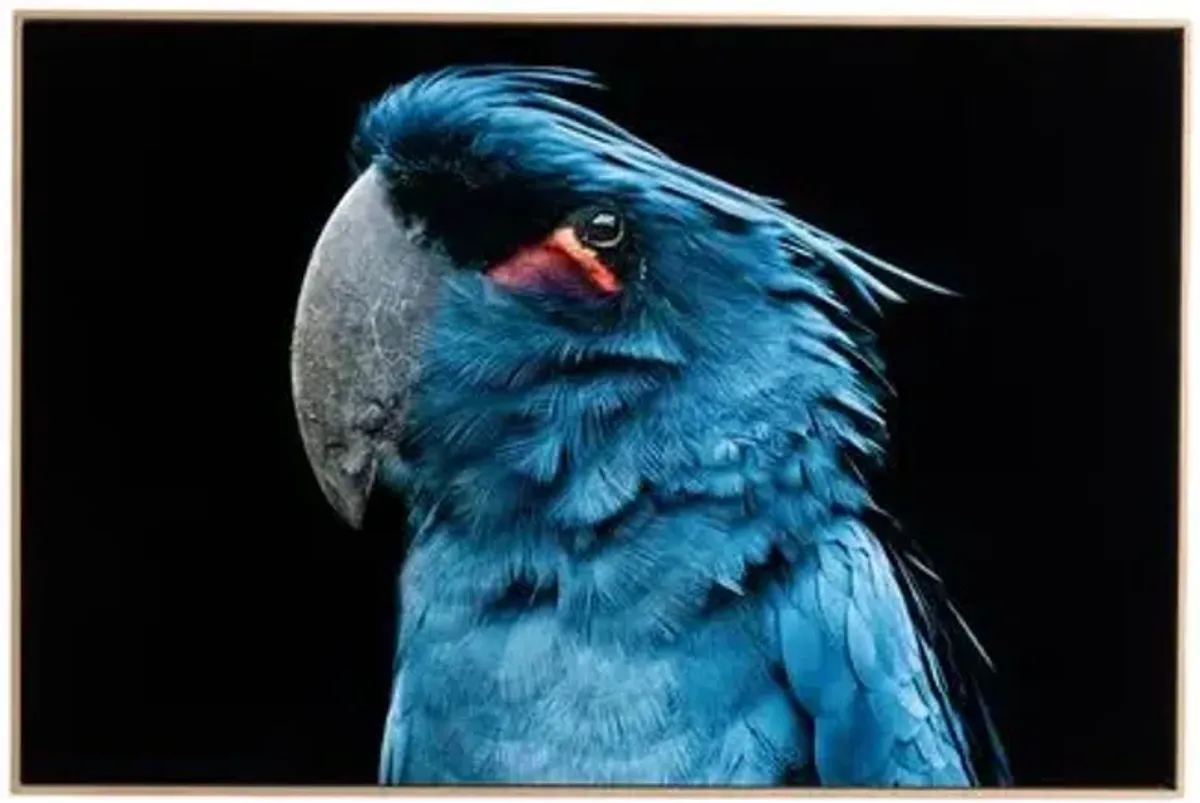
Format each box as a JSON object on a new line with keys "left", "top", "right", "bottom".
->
{"left": 16, "top": 18, "right": 1185, "bottom": 791}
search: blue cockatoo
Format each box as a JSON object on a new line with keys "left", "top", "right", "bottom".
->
{"left": 289, "top": 65, "right": 1010, "bottom": 787}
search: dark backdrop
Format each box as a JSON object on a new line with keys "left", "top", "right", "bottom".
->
{"left": 19, "top": 21, "right": 1183, "bottom": 788}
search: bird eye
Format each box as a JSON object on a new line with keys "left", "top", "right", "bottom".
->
{"left": 576, "top": 209, "right": 624, "bottom": 249}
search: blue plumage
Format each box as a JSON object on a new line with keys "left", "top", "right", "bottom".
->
{"left": 343, "top": 65, "right": 1009, "bottom": 786}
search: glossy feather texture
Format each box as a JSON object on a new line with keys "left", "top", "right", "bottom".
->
{"left": 349, "top": 65, "right": 1010, "bottom": 787}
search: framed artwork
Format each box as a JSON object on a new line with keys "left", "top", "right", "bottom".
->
{"left": 11, "top": 12, "right": 1187, "bottom": 793}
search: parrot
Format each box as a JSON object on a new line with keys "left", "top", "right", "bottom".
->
{"left": 289, "top": 64, "right": 1011, "bottom": 788}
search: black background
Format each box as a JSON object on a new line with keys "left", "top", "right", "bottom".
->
{"left": 19, "top": 21, "right": 1183, "bottom": 787}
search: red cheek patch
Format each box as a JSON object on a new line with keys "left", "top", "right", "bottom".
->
{"left": 486, "top": 227, "right": 622, "bottom": 298}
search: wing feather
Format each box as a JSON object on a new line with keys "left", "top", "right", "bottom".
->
{"left": 774, "top": 527, "right": 993, "bottom": 787}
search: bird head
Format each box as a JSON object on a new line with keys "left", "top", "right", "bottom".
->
{"left": 290, "top": 65, "right": 948, "bottom": 532}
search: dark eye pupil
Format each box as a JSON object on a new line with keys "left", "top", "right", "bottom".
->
{"left": 580, "top": 211, "right": 623, "bottom": 247}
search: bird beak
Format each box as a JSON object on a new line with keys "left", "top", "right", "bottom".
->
{"left": 290, "top": 165, "right": 446, "bottom": 529}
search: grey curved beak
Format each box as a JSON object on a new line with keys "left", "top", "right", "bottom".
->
{"left": 290, "top": 166, "right": 444, "bottom": 528}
